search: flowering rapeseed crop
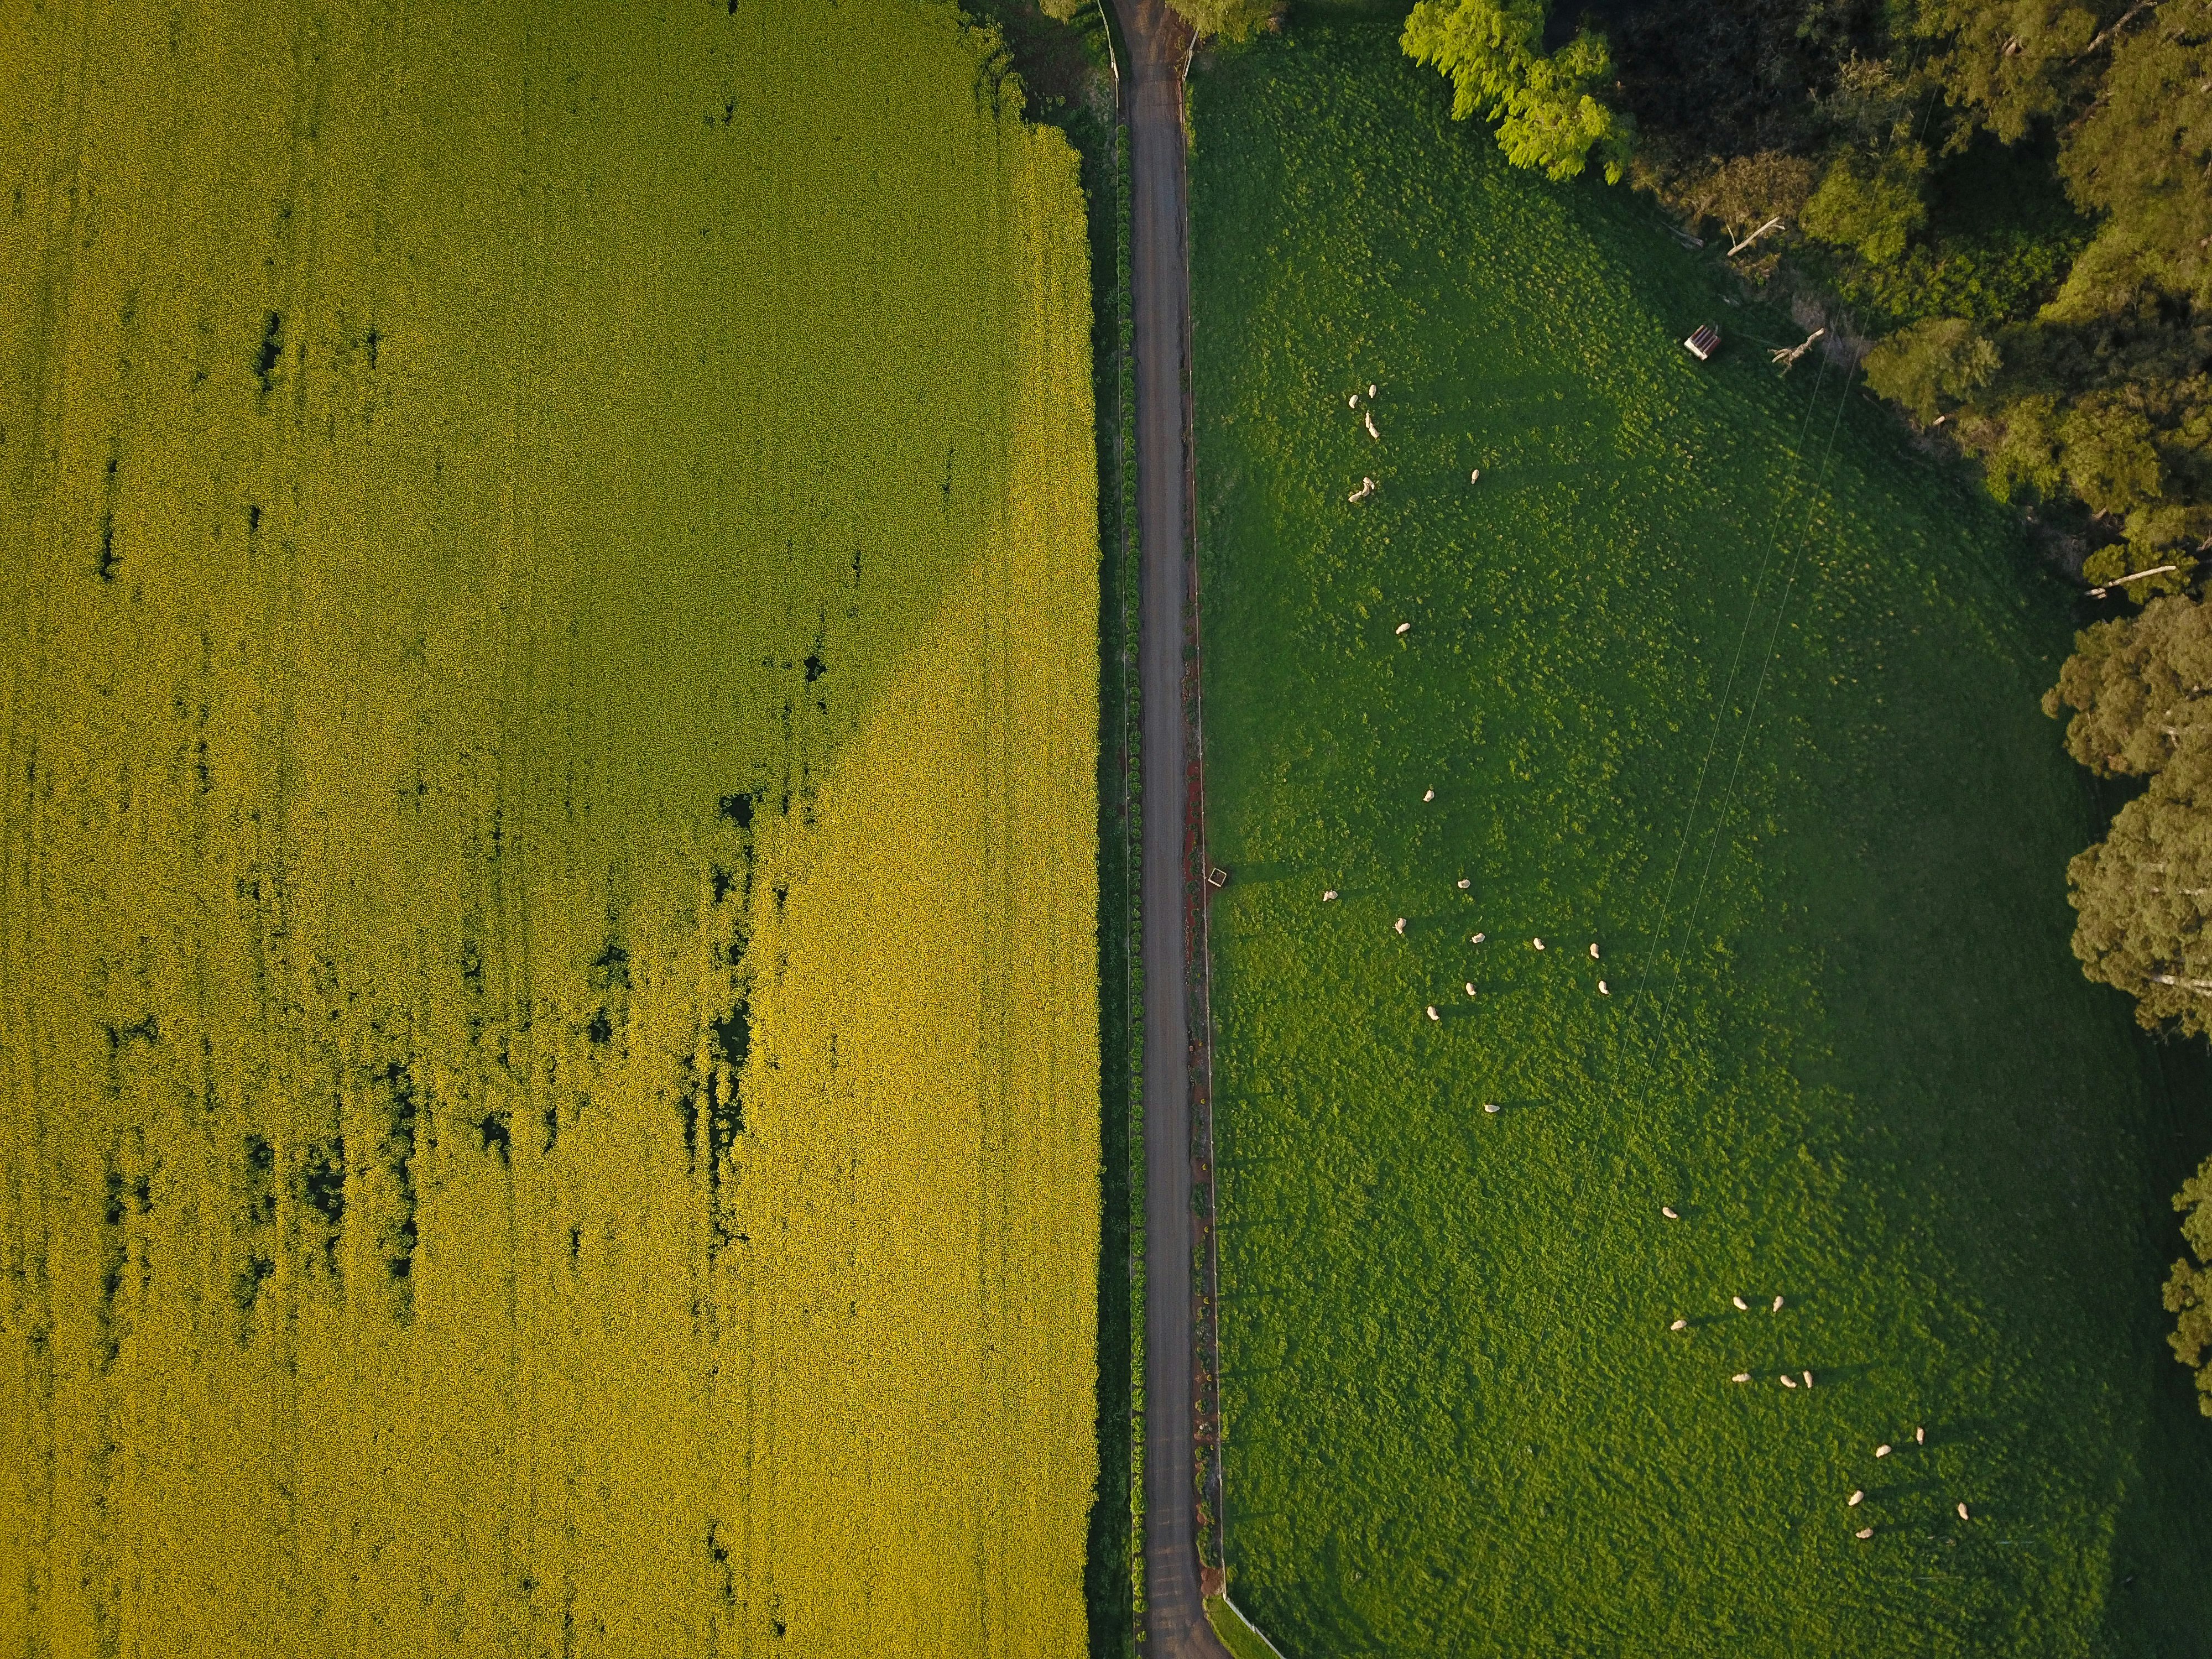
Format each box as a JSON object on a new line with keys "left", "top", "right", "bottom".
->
{"left": 0, "top": 2, "right": 1098, "bottom": 1653}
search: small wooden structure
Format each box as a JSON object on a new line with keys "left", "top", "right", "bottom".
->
{"left": 1683, "top": 324, "right": 1721, "bottom": 361}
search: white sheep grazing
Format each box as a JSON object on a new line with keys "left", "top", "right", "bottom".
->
{"left": 1323, "top": 890, "right": 1339, "bottom": 901}
{"left": 1732, "top": 1296, "right": 1749, "bottom": 1311}
{"left": 1369, "top": 383, "right": 1378, "bottom": 398}
{"left": 1802, "top": 1371, "right": 1814, "bottom": 1387}
{"left": 1394, "top": 917, "right": 1407, "bottom": 935}
{"left": 1670, "top": 1318, "right": 1688, "bottom": 1331}
{"left": 1465, "top": 983, "right": 1478, "bottom": 997}
{"left": 1916, "top": 1427, "right": 1925, "bottom": 1444}
{"left": 1875, "top": 1444, "right": 1892, "bottom": 1458}
{"left": 1483, "top": 1102, "right": 1500, "bottom": 1114}
{"left": 1470, "top": 468, "right": 1481, "bottom": 483}
{"left": 1598, "top": 980, "right": 1610, "bottom": 995}
{"left": 1661, "top": 1205, "right": 1679, "bottom": 1219}
{"left": 1348, "top": 486, "right": 1367, "bottom": 503}
{"left": 1957, "top": 1503, "right": 1970, "bottom": 1521}
{"left": 1848, "top": 1491, "right": 1864, "bottom": 1507}
{"left": 1458, "top": 878, "right": 1472, "bottom": 890}
{"left": 1349, "top": 393, "right": 1359, "bottom": 409}
{"left": 1856, "top": 1527, "right": 1874, "bottom": 1540}
{"left": 1780, "top": 1375, "right": 1798, "bottom": 1389}
{"left": 1423, "top": 789, "right": 1436, "bottom": 802}
{"left": 1365, "top": 411, "right": 1381, "bottom": 441}
{"left": 1426, "top": 1005, "right": 1441, "bottom": 1022}
{"left": 1396, "top": 622, "right": 1412, "bottom": 635}
{"left": 1471, "top": 932, "right": 1486, "bottom": 944}
{"left": 1772, "top": 1295, "right": 1785, "bottom": 1313}
{"left": 1731, "top": 1373, "right": 1751, "bottom": 1384}
{"left": 1532, "top": 937, "right": 1546, "bottom": 951}
{"left": 1589, "top": 942, "right": 1600, "bottom": 959}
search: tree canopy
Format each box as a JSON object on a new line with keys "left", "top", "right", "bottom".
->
{"left": 2166, "top": 1154, "right": 2212, "bottom": 1417}
{"left": 1401, "top": 0, "right": 1632, "bottom": 183}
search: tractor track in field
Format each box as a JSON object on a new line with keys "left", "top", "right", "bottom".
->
{"left": 1112, "top": 2, "right": 1232, "bottom": 1655}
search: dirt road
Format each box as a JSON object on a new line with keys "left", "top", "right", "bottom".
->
{"left": 1110, "top": 3, "right": 1232, "bottom": 1655}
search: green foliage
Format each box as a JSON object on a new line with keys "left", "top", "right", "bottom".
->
{"left": 1799, "top": 143, "right": 1928, "bottom": 264}
{"left": 1862, "top": 316, "right": 1999, "bottom": 424}
{"left": 2048, "top": 597, "right": 2212, "bottom": 1028}
{"left": 1831, "top": 223, "right": 2090, "bottom": 330}
{"left": 2167, "top": 1156, "right": 2212, "bottom": 1418}
{"left": 2060, "top": 0, "right": 2212, "bottom": 303}
{"left": 1905, "top": 0, "right": 2103, "bottom": 146}
{"left": 1401, "top": 0, "right": 1631, "bottom": 182}
{"left": 2042, "top": 596, "right": 2212, "bottom": 775}
{"left": 1190, "top": 24, "right": 2212, "bottom": 1652}
{"left": 1172, "top": 0, "right": 1276, "bottom": 43}
{"left": 2065, "top": 757, "right": 2212, "bottom": 1035}
{"left": 1673, "top": 150, "right": 1815, "bottom": 245}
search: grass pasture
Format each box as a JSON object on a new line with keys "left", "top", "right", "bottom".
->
{"left": 0, "top": 3, "right": 1098, "bottom": 1655}
{"left": 1191, "top": 27, "right": 2212, "bottom": 1656}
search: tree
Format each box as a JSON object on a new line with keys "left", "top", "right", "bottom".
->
{"left": 1906, "top": 0, "right": 2108, "bottom": 146}
{"left": 1168, "top": 0, "right": 1274, "bottom": 44}
{"left": 2166, "top": 1154, "right": 2212, "bottom": 1417}
{"left": 2043, "top": 595, "right": 2212, "bottom": 775}
{"left": 2064, "top": 757, "right": 2212, "bottom": 1035}
{"left": 2060, "top": 0, "right": 2212, "bottom": 302}
{"left": 1862, "top": 316, "right": 2000, "bottom": 424}
{"left": 1799, "top": 143, "right": 1929, "bottom": 263}
{"left": 1402, "top": 0, "right": 1633, "bottom": 184}
{"left": 1682, "top": 151, "right": 1817, "bottom": 248}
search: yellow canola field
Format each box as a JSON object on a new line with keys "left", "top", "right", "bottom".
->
{"left": 0, "top": 2, "right": 1099, "bottom": 1655}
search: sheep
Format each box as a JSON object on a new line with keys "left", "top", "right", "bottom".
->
{"left": 1365, "top": 411, "right": 1380, "bottom": 441}
{"left": 1395, "top": 622, "right": 1412, "bottom": 635}
{"left": 1855, "top": 1527, "right": 1874, "bottom": 1540}
{"left": 1780, "top": 1375, "right": 1798, "bottom": 1389}
{"left": 1671, "top": 1317, "right": 1688, "bottom": 1331}
{"left": 1457, "top": 878, "right": 1472, "bottom": 890}
{"left": 1394, "top": 917, "right": 1407, "bottom": 935}
{"left": 1423, "top": 788, "right": 1436, "bottom": 802}
{"left": 1369, "top": 383, "right": 1378, "bottom": 398}
{"left": 1323, "top": 890, "right": 1339, "bottom": 901}
{"left": 1772, "top": 1295, "right": 1785, "bottom": 1313}
{"left": 1802, "top": 1370, "right": 1814, "bottom": 1387}
{"left": 1483, "top": 1102, "right": 1500, "bottom": 1114}
{"left": 1731, "top": 1373, "right": 1751, "bottom": 1384}
{"left": 1465, "top": 983, "right": 1478, "bottom": 997}
{"left": 1589, "top": 942, "right": 1600, "bottom": 960}
{"left": 1660, "top": 1205, "right": 1679, "bottom": 1220}
{"left": 1598, "top": 980, "right": 1610, "bottom": 995}
{"left": 1848, "top": 1491, "right": 1864, "bottom": 1507}
{"left": 1915, "top": 1427, "right": 1925, "bottom": 1445}
{"left": 1427, "top": 1005, "right": 1441, "bottom": 1022}
{"left": 1875, "top": 1444, "right": 1892, "bottom": 1458}
{"left": 1957, "top": 1503, "right": 1970, "bottom": 1521}
{"left": 1732, "top": 1296, "right": 1749, "bottom": 1311}
{"left": 1348, "top": 393, "right": 1359, "bottom": 409}
{"left": 1470, "top": 932, "right": 1486, "bottom": 944}
{"left": 1532, "top": 937, "right": 1546, "bottom": 951}
{"left": 1470, "top": 468, "right": 1481, "bottom": 483}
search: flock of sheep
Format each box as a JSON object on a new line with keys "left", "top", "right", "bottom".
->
{"left": 1317, "top": 375, "right": 1975, "bottom": 1545}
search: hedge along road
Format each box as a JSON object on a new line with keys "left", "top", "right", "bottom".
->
{"left": 1113, "top": 1, "right": 1233, "bottom": 1655}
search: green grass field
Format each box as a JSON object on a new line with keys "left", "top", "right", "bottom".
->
{"left": 1191, "top": 25, "right": 2212, "bottom": 1656}
{"left": 0, "top": 2, "right": 1099, "bottom": 1653}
